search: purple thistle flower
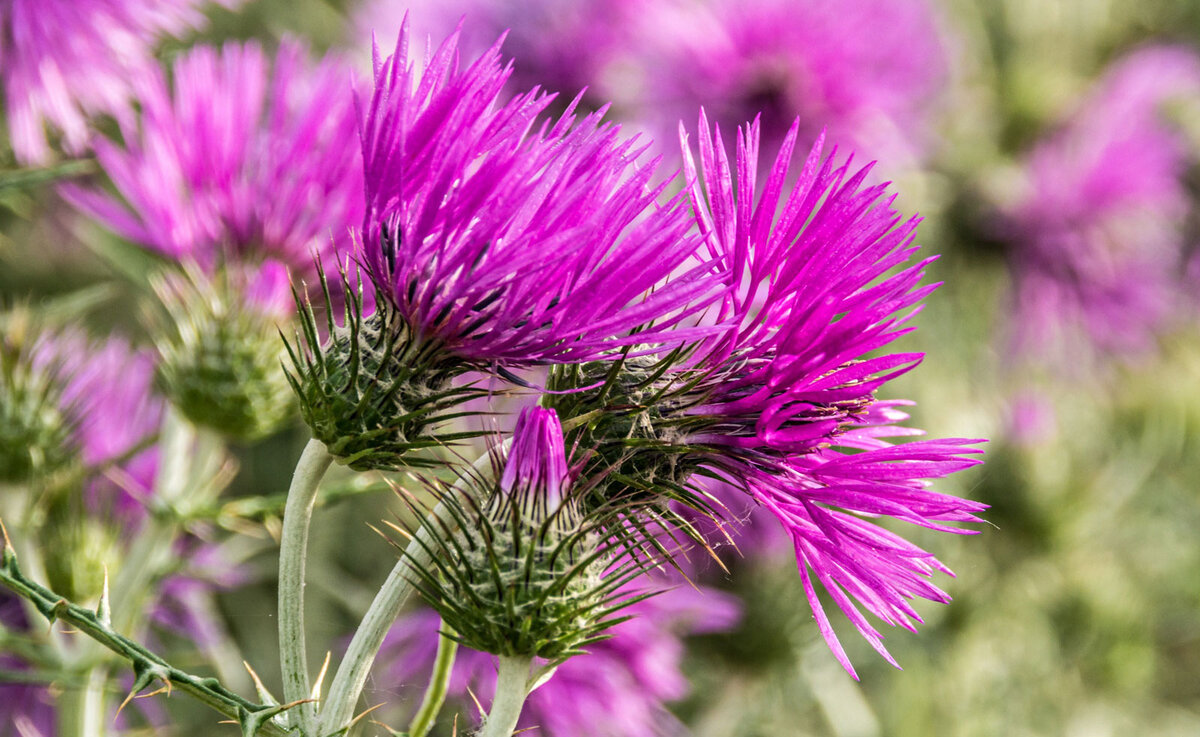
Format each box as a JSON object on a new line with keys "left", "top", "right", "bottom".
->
{"left": 358, "top": 24, "right": 722, "bottom": 364}
{"left": 1003, "top": 46, "right": 1200, "bottom": 360}
{"left": 65, "top": 40, "right": 363, "bottom": 310}
{"left": 351, "top": 0, "right": 633, "bottom": 102}
{"left": 556, "top": 113, "right": 985, "bottom": 678}
{"left": 0, "top": 0, "right": 231, "bottom": 164}
{"left": 34, "top": 332, "right": 163, "bottom": 519}
{"left": 379, "top": 582, "right": 739, "bottom": 737}
{"left": 626, "top": 0, "right": 948, "bottom": 167}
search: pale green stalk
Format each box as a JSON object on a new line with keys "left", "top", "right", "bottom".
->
{"left": 59, "top": 667, "right": 110, "bottom": 737}
{"left": 478, "top": 655, "right": 533, "bottom": 737}
{"left": 408, "top": 622, "right": 459, "bottom": 737}
{"left": 278, "top": 438, "right": 334, "bottom": 735}
{"left": 111, "top": 407, "right": 222, "bottom": 633}
{"left": 317, "top": 499, "right": 447, "bottom": 735}
{"left": 318, "top": 446, "right": 502, "bottom": 735}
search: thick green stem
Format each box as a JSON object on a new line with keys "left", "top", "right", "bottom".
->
{"left": 317, "top": 499, "right": 447, "bottom": 735}
{"left": 318, "top": 446, "right": 501, "bottom": 735}
{"left": 407, "top": 622, "right": 459, "bottom": 737}
{"left": 278, "top": 438, "right": 333, "bottom": 735}
{"left": 479, "top": 656, "right": 533, "bottom": 737}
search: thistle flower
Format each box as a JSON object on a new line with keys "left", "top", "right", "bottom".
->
{"left": 358, "top": 24, "right": 721, "bottom": 365}
{"left": 379, "top": 583, "right": 740, "bottom": 737}
{"left": 1003, "top": 46, "right": 1200, "bottom": 360}
{"left": 351, "top": 0, "right": 633, "bottom": 102}
{"left": 65, "top": 39, "right": 363, "bottom": 300}
{"left": 548, "top": 114, "right": 985, "bottom": 677}
{"left": 400, "top": 406, "right": 647, "bottom": 660}
{"left": 625, "top": 0, "right": 948, "bottom": 167}
{"left": 0, "top": 0, "right": 232, "bottom": 164}
{"left": 64, "top": 40, "right": 363, "bottom": 438}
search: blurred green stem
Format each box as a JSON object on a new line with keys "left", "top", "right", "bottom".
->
{"left": 408, "top": 621, "right": 459, "bottom": 737}
{"left": 278, "top": 438, "right": 333, "bottom": 736}
{"left": 111, "top": 406, "right": 196, "bottom": 632}
{"left": 60, "top": 666, "right": 109, "bottom": 737}
{"left": 478, "top": 655, "right": 532, "bottom": 737}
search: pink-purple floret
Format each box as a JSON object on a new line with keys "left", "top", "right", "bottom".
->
{"left": 679, "top": 113, "right": 985, "bottom": 677}
{"left": 0, "top": 0, "right": 238, "bottom": 164}
{"left": 64, "top": 39, "right": 363, "bottom": 313}
{"left": 357, "top": 25, "right": 724, "bottom": 363}
{"left": 1006, "top": 46, "right": 1200, "bottom": 359}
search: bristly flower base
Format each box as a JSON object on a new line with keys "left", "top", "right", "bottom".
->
{"left": 285, "top": 266, "right": 491, "bottom": 472}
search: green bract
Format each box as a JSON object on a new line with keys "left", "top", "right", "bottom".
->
{"left": 285, "top": 268, "right": 489, "bottom": 471}
{"left": 153, "top": 268, "right": 293, "bottom": 442}
{"left": 0, "top": 335, "right": 75, "bottom": 484}
{"left": 400, "top": 469, "right": 650, "bottom": 662}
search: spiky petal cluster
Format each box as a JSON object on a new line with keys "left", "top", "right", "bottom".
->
{"left": 627, "top": 0, "right": 947, "bottom": 166}
{"left": 498, "top": 406, "right": 570, "bottom": 520}
{"left": 550, "top": 115, "right": 984, "bottom": 676}
{"left": 0, "top": 0, "right": 232, "bottom": 164}
{"left": 380, "top": 582, "right": 739, "bottom": 737}
{"left": 680, "top": 114, "right": 984, "bottom": 676}
{"left": 358, "top": 25, "right": 720, "bottom": 364}
{"left": 65, "top": 39, "right": 363, "bottom": 309}
{"left": 1004, "top": 46, "right": 1200, "bottom": 360}
{"left": 403, "top": 406, "right": 649, "bottom": 660}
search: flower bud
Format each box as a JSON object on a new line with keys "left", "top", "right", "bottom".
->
{"left": 406, "top": 407, "right": 642, "bottom": 661}
{"left": 287, "top": 268, "right": 485, "bottom": 471}
{"left": 0, "top": 331, "right": 75, "bottom": 484}
{"left": 152, "top": 264, "right": 294, "bottom": 441}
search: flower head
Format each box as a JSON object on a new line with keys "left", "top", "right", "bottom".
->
{"left": 499, "top": 406, "right": 571, "bottom": 520}
{"left": 352, "top": 0, "right": 633, "bottom": 102}
{"left": 65, "top": 39, "right": 363, "bottom": 308}
{"left": 548, "top": 114, "right": 985, "bottom": 676}
{"left": 1004, "top": 46, "right": 1200, "bottom": 360}
{"left": 402, "top": 405, "right": 644, "bottom": 660}
{"left": 379, "top": 582, "right": 740, "bottom": 737}
{"left": 358, "top": 24, "right": 721, "bottom": 365}
{"left": 0, "top": 0, "right": 231, "bottom": 164}
{"left": 626, "top": 0, "right": 948, "bottom": 167}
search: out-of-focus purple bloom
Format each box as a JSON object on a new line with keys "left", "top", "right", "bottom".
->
{"left": 1004, "top": 46, "right": 1200, "bottom": 360}
{"left": 34, "top": 333, "right": 162, "bottom": 519}
{"left": 0, "top": 595, "right": 56, "bottom": 737}
{"left": 676, "top": 113, "right": 985, "bottom": 677}
{"left": 150, "top": 539, "right": 248, "bottom": 658}
{"left": 351, "top": 0, "right": 632, "bottom": 102}
{"left": 359, "top": 25, "right": 721, "bottom": 364}
{"left": 65, "top": 40, "right": 363, "bottom": 312}
{"left": 0, "top": 0, "right": 229, "bottom": 164}
{"left": 628, "top": 0, "right": 948, "bottom": 167}
{"left": 379, "top": 583, "right": 740, "bottom": 737}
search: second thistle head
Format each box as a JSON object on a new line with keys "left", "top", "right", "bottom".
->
{"left": 401, "top": 407, "right": 648, "bottom": 661}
